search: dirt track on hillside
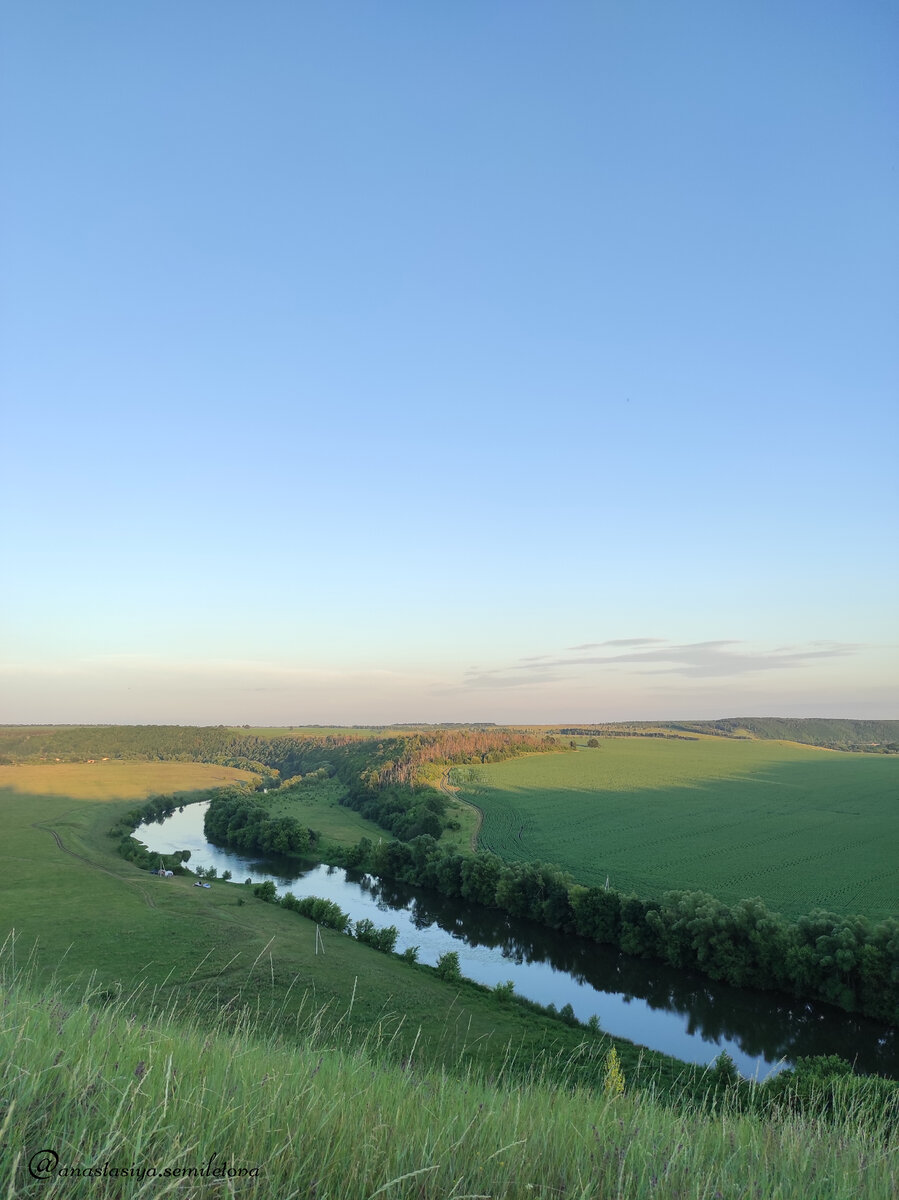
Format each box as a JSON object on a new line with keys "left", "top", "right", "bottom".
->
{"left": 33, "top": 822, "right": 158, "bottom": 909}
{"left": 439, "top": 768, "right": 483, "bottom": 851}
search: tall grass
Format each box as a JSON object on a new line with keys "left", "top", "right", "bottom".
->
{"left": 1, "top": 935, "right": 894, "bottom": 1199}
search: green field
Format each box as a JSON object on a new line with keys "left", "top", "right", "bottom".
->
{"left": 452, "top": 739, "right": 899, "bottom": 920}
{"left": 257, "top": 775, "right": 394, "bottom": 844}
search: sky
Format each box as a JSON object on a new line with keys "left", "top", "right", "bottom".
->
{"left": 2, "top": 1, "right": 897, "bottom": 726}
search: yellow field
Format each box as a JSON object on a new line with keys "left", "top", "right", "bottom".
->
{"left": 0, "top": 761, "right": 256, "bottom": 800}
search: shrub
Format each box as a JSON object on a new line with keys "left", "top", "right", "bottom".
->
{"left": 711, "top": 1050, "right": 739, "bottom": 1086}
{"left": 435, "top": 951, "right": 462, "bottom": 982}
{"left": 603, "top": 1047, "right": 625, "bottom": 1098}
{"left": 253, "top": 880, "right": 278, "bottom": 903}
{"left": 354, "top": 919, "right": 399, "bottom": 954}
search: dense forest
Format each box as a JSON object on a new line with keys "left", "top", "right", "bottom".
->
{"left": 696, "top": 717, "right": 899, "bottom": 751}
{"left": 4, "top": 718, "right": 896, "bottom": 766}
{"left": 551, "top": 719, "right": 899, "bottom": 752}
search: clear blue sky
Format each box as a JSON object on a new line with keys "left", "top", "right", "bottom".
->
{"left": 2, "top": 1, "right": 897, "bottom": 724}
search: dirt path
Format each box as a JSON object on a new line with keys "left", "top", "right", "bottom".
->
{"left": 439, "top": 768, "right": 484, "bottom": 852}
{"left": 32, "top": 822, "right": 158, "bottom": 909}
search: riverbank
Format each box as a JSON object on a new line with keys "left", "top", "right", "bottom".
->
{"left": 2, "top": 781, "right": 716, "bottom": 1102}
{"left": 135, "top": 801, "right": 899, "bottom": 1080}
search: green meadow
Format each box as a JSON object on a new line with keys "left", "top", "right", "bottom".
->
{"left": 451, "top": 738, "right": 899, "bottom": 920}
{"left": 257, "top": 774, "right": 394, "bottom": 845}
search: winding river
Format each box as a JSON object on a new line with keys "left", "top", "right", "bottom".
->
{"left": 135, "top": 803, "right": 897, "bottom": 1082}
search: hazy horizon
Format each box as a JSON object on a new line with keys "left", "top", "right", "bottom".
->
{"left": 3, "top": 3, "right": 896, "bottom": 726}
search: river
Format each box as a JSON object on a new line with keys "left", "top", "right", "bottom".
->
{"left": 135, "top": 803, "right": 897, "bottom": 1081}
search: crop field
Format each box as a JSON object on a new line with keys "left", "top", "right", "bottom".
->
{"left": 0, "top": 761, "right": 257, "bottom": 800}
{"left": 451, "top": 739, "right": 899, "bottom": 920}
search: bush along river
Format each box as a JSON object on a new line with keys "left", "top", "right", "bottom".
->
{"left": 135, "top": 802, "right": 897, "bottom": 1082}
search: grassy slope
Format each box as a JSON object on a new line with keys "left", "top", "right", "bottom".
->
{"left": 0, "top": 774, "right": 697, "bottom": 1098}
{"left": 257, "top": 776, "right": 394, "bottom": 845}
{"left": 453, "top": 738, "right": 899, "bottom": 920}
{"left": 3, "top": 960, "right": 895, "bottom": 1200}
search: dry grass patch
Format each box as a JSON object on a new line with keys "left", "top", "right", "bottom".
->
{"left": 0, "top": 761, "right": 257, "bottom": 801}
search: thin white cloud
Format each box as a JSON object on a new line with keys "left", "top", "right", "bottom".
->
{"left": 462, "top": 639, "right": 864, "bottom": 689}
{"left": 567, "top": 638, "right": 665, "bottom": 650}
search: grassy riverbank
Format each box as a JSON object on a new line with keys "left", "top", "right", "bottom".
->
{"left": 0, "top": 777, "right": 706, "bottom": 1098}
{"left": 3, "top": 947, "right": 895, "bottom": 1200}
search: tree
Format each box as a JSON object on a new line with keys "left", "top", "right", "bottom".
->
{"left": 461, "top": 853, "right": 504, "bottom": 908}
{"left": 711, "top": 1050, "right": 739, "bottom": 1086}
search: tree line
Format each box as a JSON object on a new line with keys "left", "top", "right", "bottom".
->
{"left": 330, "top": 835, "right": 898, "bottom": 1026}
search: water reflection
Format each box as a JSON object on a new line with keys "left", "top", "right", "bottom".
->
{"left": 135, "top": 804, "right": 897, "bottom": 1080}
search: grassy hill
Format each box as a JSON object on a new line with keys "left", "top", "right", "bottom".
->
{"left": 3, "top": 948, "right": 895, "bottom": 1199}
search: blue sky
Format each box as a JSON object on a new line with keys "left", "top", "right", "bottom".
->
{"left": 2, "top": 1, "right": 897, "bottom": 724}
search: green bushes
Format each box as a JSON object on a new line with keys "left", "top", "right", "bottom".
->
{"left": 281, "top": 893, "right": 352, "bottom": 933}
{"left": 762, "top": 1055, "right": 899, "bottom": 1132}
{"left": 354, "top": 919, "right": 399, "bottom": 954}
{"left": 247, "top": 887, "right": 399, "bottom": 954}
{"left": 204, "top": 792, "right": 318, "bottom": 859}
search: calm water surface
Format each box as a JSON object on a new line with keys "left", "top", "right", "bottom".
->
{"left": 136, "top": 803, "right": 897, "bottom": 1081}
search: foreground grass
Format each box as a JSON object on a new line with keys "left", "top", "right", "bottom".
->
{"left": 454, "top": 739, "right": 899, "bottom": 919}
{"left": 2, "top": 948, "right": 895, "bottom": 1200}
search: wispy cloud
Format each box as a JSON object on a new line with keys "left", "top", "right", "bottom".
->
{"left": 461, "top": 639, "right": 863, "bottom": 689}
{"left": 567, "top": 638, "right": 665, "bottom": 650}
{"left": 462, "top": 671, "right": 572, "bottom": 691}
